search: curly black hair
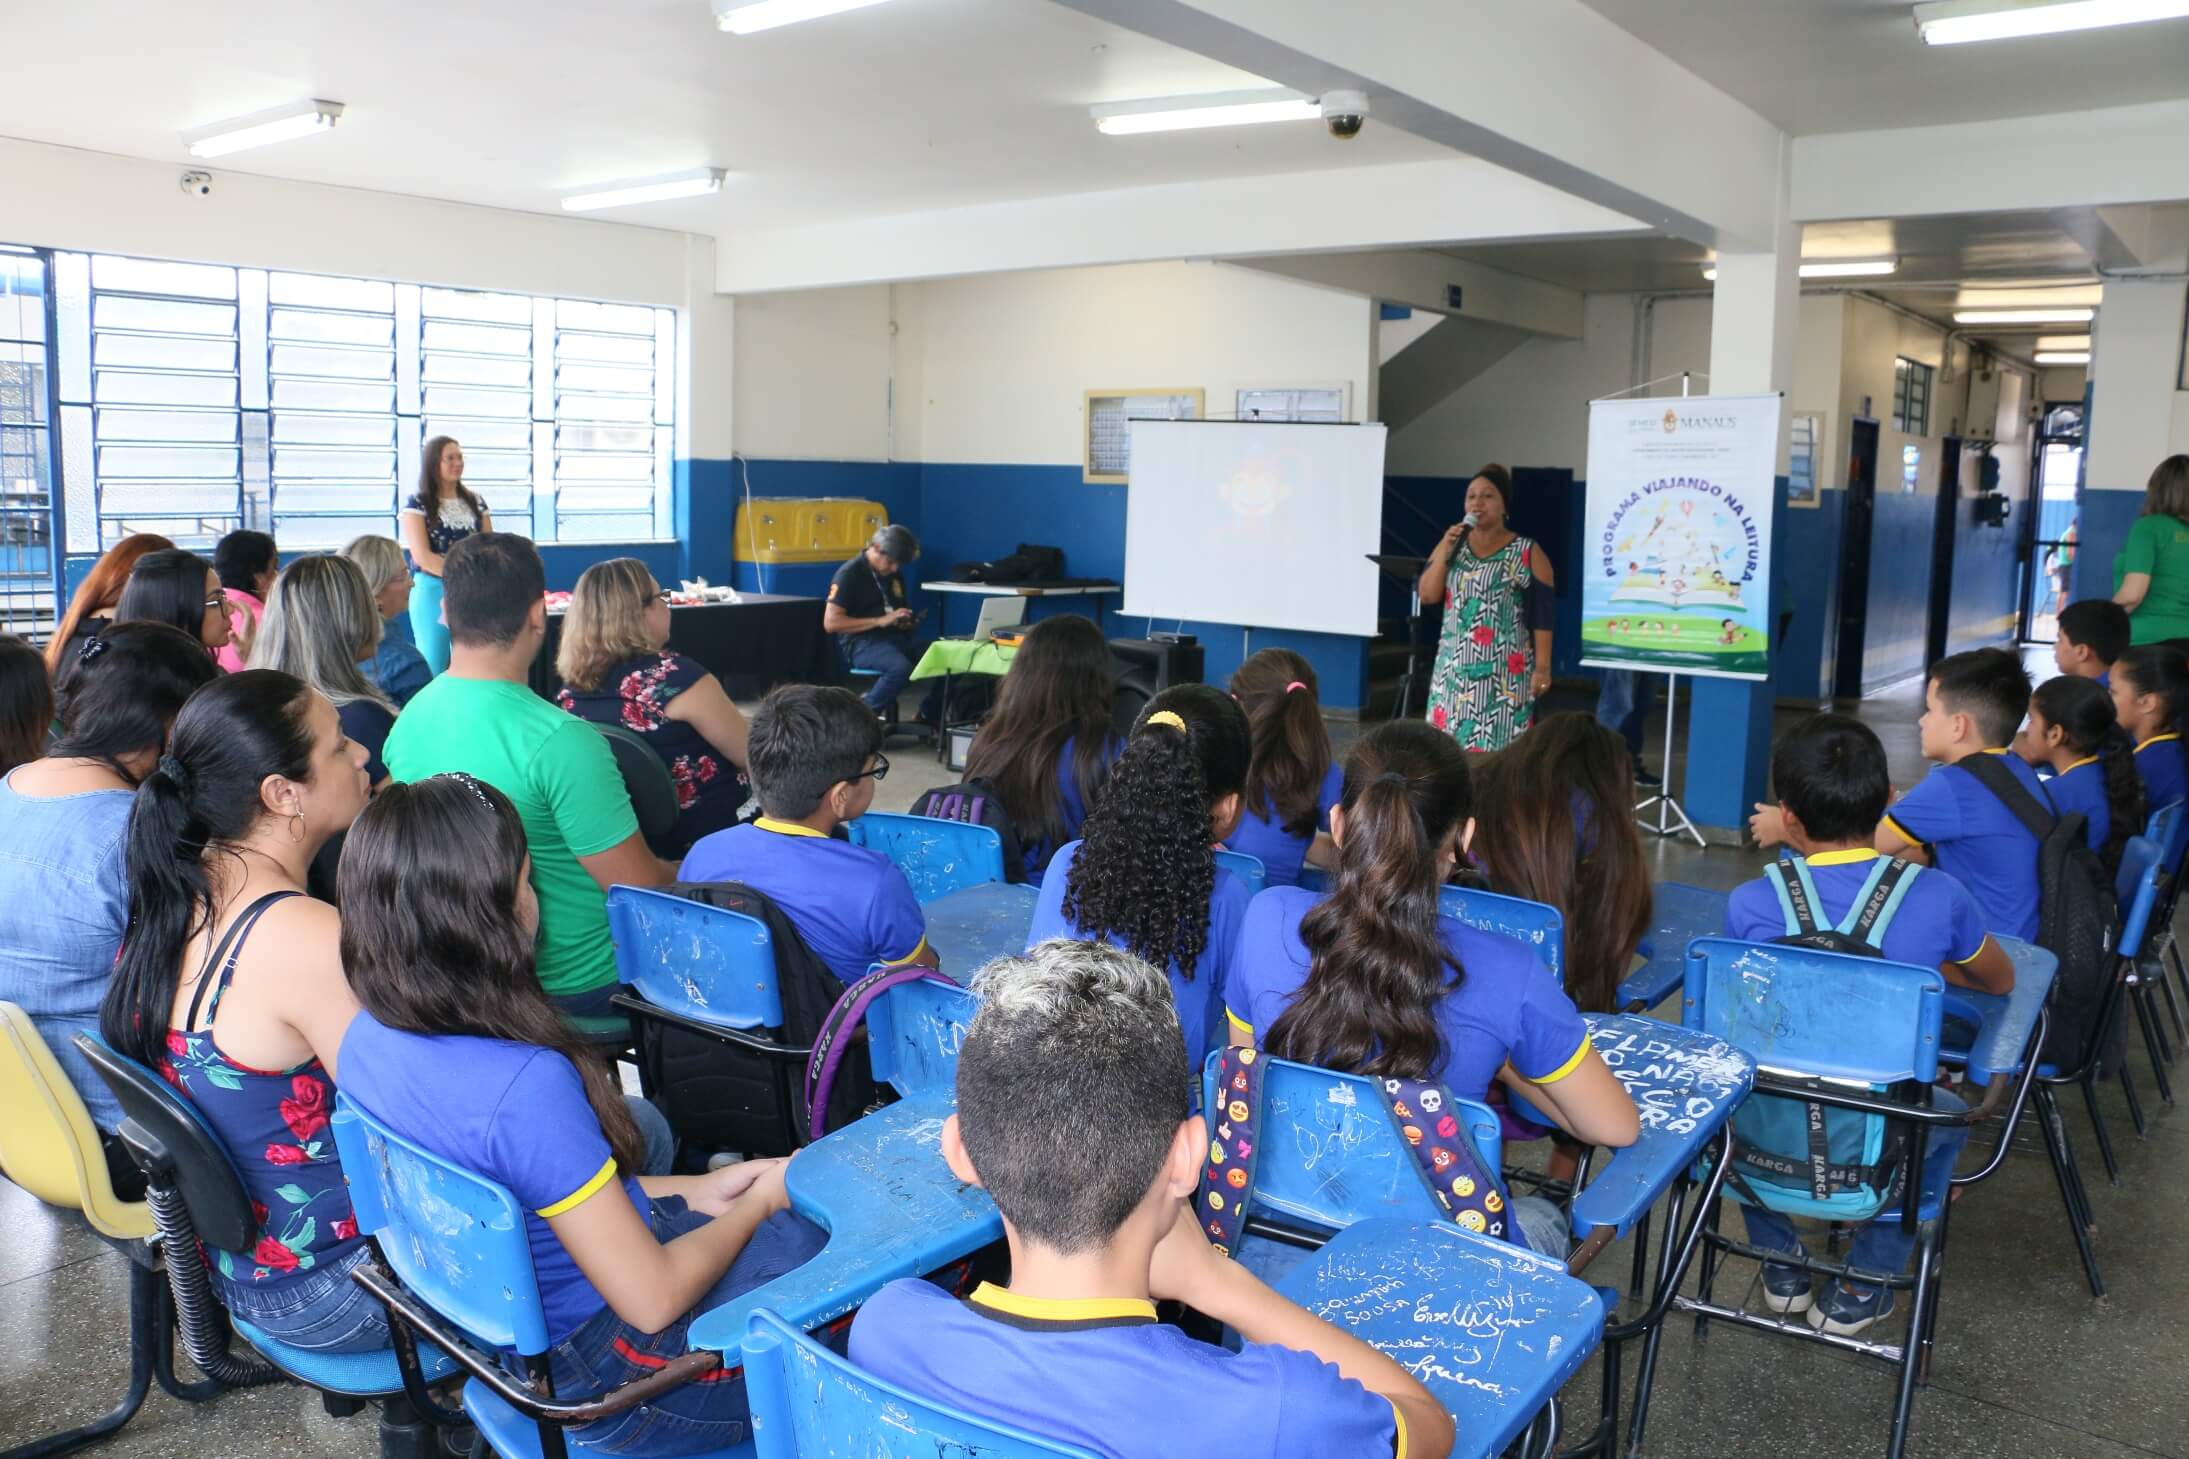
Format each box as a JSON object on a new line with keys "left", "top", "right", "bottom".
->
{"left": 1061, "top": 682, "right": 1249, "bottom": 980}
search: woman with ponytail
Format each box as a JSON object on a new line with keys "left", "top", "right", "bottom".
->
{"left": 1028, "top": 683, "right": 1252, "bottom": 1064}
{"left": 2016, "top": 675, "right": 2144, "bottom": 874}
{"left": 336, "top": 775, "right": 824, "bottom": 1455}
{"left": 1223, "top": 648, "right": 1340, "bottom": 888}
{"left": 115, "top": 547, "right": 234, "bottom": 659}
{"left": 2112, "top": 643, "right": 2189, "bottom": 815}
{"left": 1226, "top": 720, "right": 1637, "bottom": 1253}
{"left": 962, "top": 613, "right": 1121, "bottom": 880}
{"left": 0, "top": 623, "right": 216, "bottom": 1177}
{"left": 97, "top": 670, "right": 378, "bottom": 1349}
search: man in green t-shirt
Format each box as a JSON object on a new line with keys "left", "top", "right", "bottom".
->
{"left": 384, "top": 533, "right": 673, "bottom": 1011}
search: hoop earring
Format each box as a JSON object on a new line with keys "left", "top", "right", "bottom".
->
{"left": 288, "top": 813, "right": 306, "bottom": 844}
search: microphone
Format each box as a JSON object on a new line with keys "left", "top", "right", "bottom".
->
{"left": 1458, "top": 512, "right": 1478, "bottom": 536}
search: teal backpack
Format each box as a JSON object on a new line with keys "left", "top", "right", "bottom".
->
{"left": 1728, "top": 855, "right": 1922, "bottom": 1221}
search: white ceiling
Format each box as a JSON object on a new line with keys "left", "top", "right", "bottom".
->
{"left": 0, "top": 0, "right": 1449, "bottom": 234}
{"left": 1579, "top": 0, "right": 2189, "bottom": 134}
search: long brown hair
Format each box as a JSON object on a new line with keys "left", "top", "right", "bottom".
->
{"left": 1230, "top": 648, "right": 1331, "bottom": 837}
{"left": 556, "top": 558, "right": 658, "bottom": 691}
{"left": 411, "top": 435, "right": 488, "bottom": 534}
{"left": 336, "top": 775, "right": 646, "bottom": 1175}
{"left": 2145, "top": 454, "right": 2189, "bottom": 524}
{"left": 0, "top": 634, "right": 51, "bottom": 776}
{"left": 964, "top": 614, "right": 1117, "bottom": 849}
{"left": 1267, "top": 721, "right": 1470, "bottom": 1080}
{"left": 1469, "top": 712, "right": 1651, "bottom": 1014}
{"left": 46, "top": 533, "right": 175, "bottom": 673}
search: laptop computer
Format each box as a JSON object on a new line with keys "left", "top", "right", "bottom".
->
{"left": 963, "top": 595, "right": 1029, "bottom": 641}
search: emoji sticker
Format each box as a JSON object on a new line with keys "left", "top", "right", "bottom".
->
{"left": 1458, "top": 1210, "right": 1486, "bottom": 1232}
{"left": 1401, "top": 1124, "right": 1423, "bottom": 1147}
{"left": 1237, "top": 1049, "right": 1256, "bottom": 1065}
{"left": 1207, "top": 1191, "right": 1225, "bottom": 1212}
{"left": 1225, "top": 1167, "right": 1248, "bottom": 1189}
{"left": 1436, "top": 1114, "right": 1459, "bottom": 1140}
{"left": 1453, "top": 1175, "right": 1476, "bottom": 1198}
{"left": 1227, "top": 1101, "right": 1250, "bottom": 1124}
{"left": 1210, "top": 1141, "right": 1225, "bottom": 1166}
{"left": 1484, "top": 1191, "right": 1504, "bottom": 1213}
{"left": 1430, "top": 1148, "right": 1455, "bottom": 1173}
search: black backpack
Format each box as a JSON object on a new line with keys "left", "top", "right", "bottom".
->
{"left": 1957, "top": 755, "right": 2119, "bottom": 1065}
{"left": 910, "top": 777, "right": 1028, "bottom": 885}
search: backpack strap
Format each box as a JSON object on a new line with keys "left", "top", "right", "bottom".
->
{"left": 1197, "top": 1045, "right": 1264, "bottom": 1255}
{"left": 804, "top": 964, "right": 960, "bottom": 1140}
{"left": 1955, "top": 753, "right": 2060, "bottom": 843}
{"left": 1378, "top": 1076, "right": 1513, "bottom": 1244}
{"left": 1765, "top": 857, "right": 1827, "bottom": 939}
{"left": 1840, "top": 857, "right": 1920, "bottom": 948}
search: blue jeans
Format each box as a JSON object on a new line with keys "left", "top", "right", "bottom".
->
{"left": 221, "top": 1242, "right": 389, "bottom": 1353}
{"left": 1739, "top": 1115, "right": 1970, "bottom": 1288}
{"left": 407, "top": 573, "right": 450, "bottom": 675}
{"left": 1594, "top": 670, "right": 1653, "bottom": 760}
{"left": 548, "top": 983, "right": 677, "bottom": 1178}
{"left": 841, "top": 631, "right": 940, "bottom": 718}
{"left": 546, "top": 1198, "right": 829, "bottom": 1455}
{"left": 1511, "top": 1194, "right": 1570, "bottom": 1258}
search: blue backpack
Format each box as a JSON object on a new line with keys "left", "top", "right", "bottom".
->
{"left": 1727, "top": 855, "right": 1920, "bottom": 1220}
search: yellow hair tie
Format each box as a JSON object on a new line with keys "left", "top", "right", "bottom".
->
{"left": 1145, "top": 710, "right": 1188, "bottom": 733}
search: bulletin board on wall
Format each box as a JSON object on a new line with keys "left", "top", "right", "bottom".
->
{"left": 1083, "top": 388, "right": 1204, "bottom": 484}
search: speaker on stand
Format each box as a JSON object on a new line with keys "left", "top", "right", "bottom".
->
{"left": 1108, "top": 635, "right": 1205, "bottom": 733}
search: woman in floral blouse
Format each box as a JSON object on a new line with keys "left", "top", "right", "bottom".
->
{"left": 556, "top": 559, "right": 751, "bottom": 849}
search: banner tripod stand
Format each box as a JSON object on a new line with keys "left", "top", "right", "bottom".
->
{"left": 1634, "top": 671, "right": 1705, "bottom": 848}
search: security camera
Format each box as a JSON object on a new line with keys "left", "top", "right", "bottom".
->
{"left": 1320, "top": 89, "right": 1369, "bottom": 139}
{"left": 180, "top": 171, "right": 213, "bottom": 198}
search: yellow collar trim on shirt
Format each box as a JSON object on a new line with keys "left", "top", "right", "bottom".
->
{"left": 1805, "top": 848, "right": 1880, "bottom": 867}
{"left": 1979, "top": 747, "right": 2011, "bottom": 755}
{"left": 2139, "top": 733, "right": 2181, "bottom": 752}
{"left": 966, "top": 1283, "right": 1157, "bottom": 1323}
{"left": 2059, "top": 756, "right": 2099, "bottom": 774}
{"left": 754, "top": 817, "right": 829, "bottom": 839}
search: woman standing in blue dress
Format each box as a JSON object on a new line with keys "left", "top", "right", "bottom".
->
{"left": 397, "top": 436, "right": 490, "bottom": 675}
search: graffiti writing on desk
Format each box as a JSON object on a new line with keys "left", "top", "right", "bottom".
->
{"left": 1589, "top": 1028, "right": 1746, "bottom": 1135}
{"left": 1271, "top": 1091, "right": 1391, "bottom": 1200}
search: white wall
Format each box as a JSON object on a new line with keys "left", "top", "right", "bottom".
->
{"left": 727, "top": 285, "right": 897, "bottom": 461}
{"left": 2089, "top": 278, "right": 2189, "bottom": 492}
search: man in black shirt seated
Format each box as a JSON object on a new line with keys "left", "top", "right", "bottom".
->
{"left": 824, "top": 524, "right": 939, "bottom": 722}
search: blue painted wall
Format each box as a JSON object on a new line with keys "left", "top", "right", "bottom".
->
{"left": 1861, "top": 487, "right": 1938, "bottom": 691}
{"left": 1774, "top": 488, "right": 1843, "bottom": 702}
{"left": 1942, "top": 459, "right": 2029, "bottom": 655}
{"left": 2073, "top": 489, "right": 2139, "bottom": 603}
{"left": 1384, "top": 470, "right": 1586, "bottom": 676}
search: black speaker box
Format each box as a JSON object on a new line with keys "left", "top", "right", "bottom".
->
{"left": 1109, "top": 636, "right": 1205, "bottom": 733}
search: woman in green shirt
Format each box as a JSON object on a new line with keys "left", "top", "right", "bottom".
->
{"left": 2114, "top": 455, "right": 2189, "bottom": 646}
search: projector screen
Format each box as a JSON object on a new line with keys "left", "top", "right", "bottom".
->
{"left": 1122, "top": 420, "right": 1387, "bottom": 639}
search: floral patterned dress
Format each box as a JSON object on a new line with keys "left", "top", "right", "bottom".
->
{"left": 558, "top": 651, "right": 750, "bottom": 847}
{"left": 1426, "top": 534, "right": 1539, "bottom": 752}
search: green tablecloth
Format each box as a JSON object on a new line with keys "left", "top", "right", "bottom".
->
{"left": 910, "top": 639, "right": 1017, "bottom": 680}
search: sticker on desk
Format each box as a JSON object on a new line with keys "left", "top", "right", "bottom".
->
{"left": 1586, "top": 1022, "right": 1750, "bottom": 1136}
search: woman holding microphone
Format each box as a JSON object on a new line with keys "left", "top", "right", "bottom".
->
{"left": 1420, "top": 464, "right": 1554, "bottom": 752}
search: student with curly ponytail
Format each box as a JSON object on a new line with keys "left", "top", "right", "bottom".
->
{"left": 1028, "top": 683, "right": 1252, "bottom": 1063}
{"left": 1227, "top": 721, "right": 1637, "bottom": 1253}
{"left": 335, "top": 776, "right": 825, "bottom": 1453}
{"left": 98, "top": 670, "right": 376, "bottom": 1349}
{"left": 2113, "top": 643, "right": 2189, "bottom": 816}
{"left": 2016, "top": 675, "right": 2144, "bottom": 875}
{"left": 1222, "top": 648, "right": 1340, "bottom": 888}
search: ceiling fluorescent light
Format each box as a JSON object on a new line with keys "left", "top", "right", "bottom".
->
{"left": 712, "top": 0, "right": 894, "bottom": 34}
{"left": 1952, "top": 307, "right": 2096, "bottom": 324}
{"left": 1700, "top": 258, "right": 1898, "bottom": 281}
{"left": 183, "top": 99, "right": 344, "bottom": 158}
{"left": 1915, "top": 0, "right": 2189, "bottom": 45}
{"left": 1092, "top": 89, "right": 1321, "bottom": 136}
{"left": 2034, "top": 350, "right": 2092, "bottom": 364}
{"left": 561, "top": 167, "right": 725, "bottom": 212}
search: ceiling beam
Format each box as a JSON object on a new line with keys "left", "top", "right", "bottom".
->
{"left": 715, "top": 157, "right": 1642, "bottom": 294}
{"left": 1049, "top": 0, "right": 1788, "bottom": 249}
{"left": 1224, "top": 250, "right": 1585, "bottom": 339}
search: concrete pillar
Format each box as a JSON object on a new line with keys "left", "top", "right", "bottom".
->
{"left": 2076, "top": 278, "right": 2189, "bottom": 601}
{"left": 1685, "top": 171, "right": 1799, "bottom": 836}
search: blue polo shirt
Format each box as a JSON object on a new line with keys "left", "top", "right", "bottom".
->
{"left": 850, "top": 1280, "right": 1402, "bottom": 1459}
{"left": 1225, "top": 886, "right": 1590, "bottom": 1102}
{"left": 1881, "top": 749, "right": 2049, "bottom": 942}
{"left": 336, "top": 1013, "right": 648, "bottom": 1345}
{"left": 1027, "top": 839, "right": 1249, "bottom": 1065}
{"left": 2043, "top": 757, "right": 2113, "bottom": 857}
{"left": 1225, "top": 762, "right": 1343, "bottom": 889}
{"left": 1723, "top": 849, "right": 1993, "bottom": 973}
{"left": 2136, "top": 733, "right": 2187, "bottom": 818}
{"left": 678, "top": 818, "right": 928, "bottom": 982}
{"left": 1022, "top": 734, "right": 1124, "bottom": 882}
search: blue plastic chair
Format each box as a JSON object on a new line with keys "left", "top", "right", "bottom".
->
{"left": 605, "top": 885, "right": 812, "bottom": 1158}
{"left": 2142, "top": 800, "right": 2189, "bottom": 1043}
{"left": 1436, "top": 884, "right": 1565, "bottom": 984}
{"left": 740, "top": 1309, "right": 1096, "bottom": 1459}
{"left": 863, "top": 973, "right": 978, "bottom": 1101}
{"left": 1212, "top": 847, "right": 1267, "bottom": 899}
{"left": 846, "top": 811, "right": 1007, "bottom": 903}
{"left": 2069, "top": 834, "right": 2167, "bottom": 1183}
{"left": 1679, "top": 937, "right": 1967, "bottom": 1459}
{"left": 332, "top": 1098, "right": 756, "bottom": 1459}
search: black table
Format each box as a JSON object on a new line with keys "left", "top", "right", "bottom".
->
{"left": 531, "top": 594, "right": 833, "bottom": 702}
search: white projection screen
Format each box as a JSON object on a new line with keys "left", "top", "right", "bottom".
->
{"left": 1122, "top": 420, "right": 1387, "bottom": 638}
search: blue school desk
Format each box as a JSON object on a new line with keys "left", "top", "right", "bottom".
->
{"left": 687, "top": 1094, "right": 1001, "bottom": 1354}
{"left": 1622, "top": 881, "right": 1730, "bottom": 1011}
{"left": 1942, "top": 935, "right": 2059, "bottom": 1086}
{"left": 1274, "top": 1218, "right": 1603, "bottom": 1459}
{"left": 920, "top": 881, "right": 1039, "bottom": 975}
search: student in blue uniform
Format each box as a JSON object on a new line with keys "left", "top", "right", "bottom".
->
{"left": 1222, "top": 648, "right": 1340, "bottom": 888}
{"left": 1225, "top": 720, "right": 1638, "bottom": 1256}
{"left": 1756, "top": 648, "right": 2041, "bottom": 942}
{"left": 961, "top": 613, "right": 1121, "bottom": 880}
{"left": 1726, "top": 713, "right": 2013, "bottom": 1335}
{"left": 336, "top": 775, "right": 826, "bottom": 1456}
{"left": 1027, "top": 684, "right": 1251, "bottom": 1066}
{"left": 2112, "top": 643, "right": 2189, "bottom": 817}
{"left": 2054, "top": 599, "right": 2129, "bottom": 688}
{"left": 849, "top": 939, "right": 1456, "bottom": 1459}
{"left": 680, "top": 684, "right": 931, "bottom": 982}
{"left": 2014, "top": 674, "right": 2144, "bottom": 875}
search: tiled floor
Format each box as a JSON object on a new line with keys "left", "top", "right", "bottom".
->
{"left": 8, "top": 667, "right": 2183, "bottom": 1458}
